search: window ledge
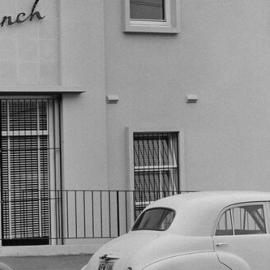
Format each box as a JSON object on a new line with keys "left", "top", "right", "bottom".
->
{"left": 0, "top": 86, "right": 84, "bottom": 94}
{"left": 124, "top": 23, "right": 179, "bottom": 34}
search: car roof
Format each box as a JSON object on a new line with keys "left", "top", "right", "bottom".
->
{"left": 146, "top": 191, "right": 270, "bottom": 236}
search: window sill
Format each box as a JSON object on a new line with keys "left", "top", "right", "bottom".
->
{"left": 124, "top": 23, "right": 179, "bottom": 34}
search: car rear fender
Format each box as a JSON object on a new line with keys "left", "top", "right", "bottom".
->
{"left": 216, "top": 251, "right": 251, "bottom": 270}
{"left": 0, "top": 262, "right": 14, "bottom": 270}
{"left": 142, "top": 252, "right": 230, "bottom": 270}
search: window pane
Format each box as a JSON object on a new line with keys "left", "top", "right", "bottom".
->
{"left": 132, "top": 208, "right": 175, "bottom": 231}
{"left": 134, "top": 133, "right": 177, "bottom": 167}
{"left": 130, "top": 0, "right": 165, "bottom": 21}
{"left": 232, "top": 205, "right": 266, "bottom": 235}
{"left": 216, "top": 209, "right": 233, "bottom": 236}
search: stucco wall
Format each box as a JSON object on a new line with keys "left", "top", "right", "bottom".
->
{"left": 1, "top": 0, "right": 269, "bottom": 193}
{"left": 104, "top": 0, "right": 270, "bottom": 191}
{"left": 0, "top": 0, "right": 108, "bottom": 190}
{"left": 0, "top": 0, "right": 59, "bottom": 84}
{"left": 60, "top": 0, "right": 108, "bottom": 190}
{"left": 60, "top": 0, "right": 107, "bottom": 189}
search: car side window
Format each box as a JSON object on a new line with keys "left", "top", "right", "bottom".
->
{"left": 215, "top": 203, "right": 266, "bottom": 236}
{"left": 215, "top": 209, "right": 233, "bottom": 236}
{"left": 232, "top": 204, "right": 266, "bottom": 235}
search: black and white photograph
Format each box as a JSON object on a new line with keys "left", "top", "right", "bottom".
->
{"left": 0, "top": 0, "right": 268, "bottom": 269}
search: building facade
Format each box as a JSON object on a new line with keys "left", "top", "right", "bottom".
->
{"left": 0, "top": 0, "right": 269, "bottom": 254}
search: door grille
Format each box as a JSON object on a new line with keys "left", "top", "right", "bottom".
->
{"left": 0, "top": 97, "right": 61, "bottom": 246}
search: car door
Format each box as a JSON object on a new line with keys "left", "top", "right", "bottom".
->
{"left": 213, "top": 202, "right": 270, "bottom": 270}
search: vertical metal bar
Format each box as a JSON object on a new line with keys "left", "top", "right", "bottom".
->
{"left": 108, "top": 191, "right": 111, "bottom": 238}
{"left": 151, "top": 134, "right": 155, "bottom": 201}
{"left": 55, "top": 189, "right": 58, "bottom": 242}
{"left": 91, "top": 191, "right": 94, "bottom": 237}
{"left": 66, "top": 191, "right": 69, "bottom": 239}
{"left": 100, "top": 191, "right": 103, "bottom": 238}
{"left": 56, "top": 97, "right": 64, "bottom": 244}
{"left": 75, "top": 190, "right": 77, "bottom": 238}
{"left": 125, "top": 191, "right": 128, "bottom": 233}
{"left": 116, "top": 191, "right": 120, "bottom": 236}
{"left": 157, "top": 133, "right": 161, "bottom": 200}
{"left": 58, "top": 190, "right": 61, "bottom": 240}
{"left": 176, "top": 132, "right": 180, "bottom": 194}
{"left": 83, "top": 190, "right": 86, "bottom": 238}
{"left": 48, "top": 186, "right": 52, "bottom": 241}
{"left": 52, "top": 98, "right": 59, "bottom": 243}
{"left": 143, "top": 134, "right": 148, "bottom": 204}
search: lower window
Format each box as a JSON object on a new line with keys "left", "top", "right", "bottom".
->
{"left": 133, "top": 131, "right": 180, "bottom": 218}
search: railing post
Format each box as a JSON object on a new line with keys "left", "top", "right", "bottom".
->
{"left": 116, "top": 191, "right": 120, "bottom": 237}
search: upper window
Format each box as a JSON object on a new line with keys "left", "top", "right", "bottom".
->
{"left": 130, "top": 0, "right": 166, "bottom": 21}
{"left": 215, "top": 204, "right": 267, "bottom": 236}
{"left": 124, "top": 0, "right": 180, "bottom": 33}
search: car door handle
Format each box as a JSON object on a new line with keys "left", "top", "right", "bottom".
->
{"left": 215, "top": 242, "right": 229, "bottom": 247}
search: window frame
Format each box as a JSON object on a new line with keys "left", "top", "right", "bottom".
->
{"left": 123, "top": 0, "right": 180, "bottom": 34}
{"left": 126, "top": 127, "right": 184, "bottom": 224}
{"left": 214, "top": 202, "right": 269, "bottom": 237}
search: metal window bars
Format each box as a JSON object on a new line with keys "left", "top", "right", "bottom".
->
{"left": 133, "top": 132, "right": 180, "bottom": 218}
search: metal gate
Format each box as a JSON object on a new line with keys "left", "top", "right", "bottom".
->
{"left": 0, "top": 97, "right": 61, "bottom": 246}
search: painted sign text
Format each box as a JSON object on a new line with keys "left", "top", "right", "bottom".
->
{"left": 0, "top": 0, "right": 45, "bottom": 28}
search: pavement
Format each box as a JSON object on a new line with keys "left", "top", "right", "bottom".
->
{"left": 0, "top": 255, "right": 91, "bottom": 270}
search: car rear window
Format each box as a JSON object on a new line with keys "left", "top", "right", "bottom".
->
{"left": 132, "top": 208, "right": 175, "bottom": 231}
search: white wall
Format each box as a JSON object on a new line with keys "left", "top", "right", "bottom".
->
{"left": 104, "top": 0, "right": 270, "bottom": 191}
{"left": 0, "top": 0, "right": 109, "bottom": 190}
{"left": 0, "top": 0, "right": 59, "bottom": 84}
{"left": 60, "top": 0, "right": 108, "bottom": 190}
{"left": 1, "top": 0, "right": 270, "bottom": 195}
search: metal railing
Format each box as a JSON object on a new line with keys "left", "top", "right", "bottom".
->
{"left": 0, "top": 189, "right": 184, "bottom": 245}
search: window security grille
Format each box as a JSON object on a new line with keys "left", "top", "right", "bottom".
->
{"left": 0, "top": 97, "right": 61, "bottom": 246}
{"left": 133, "top": 132, "right": 179, "bottom": 217}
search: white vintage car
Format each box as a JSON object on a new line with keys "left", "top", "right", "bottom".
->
{"left": 81, "top": 191, "right": 270, "bottom": 270}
